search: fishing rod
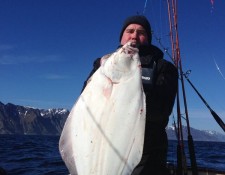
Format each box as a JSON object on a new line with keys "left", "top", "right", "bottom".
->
{"left": 167, "top": 0, "right": 198, "bottom": 174}
{"left": 153, "top": 27, "right": 225, "bottom": 133}
{"left": 153, "top": 33, "right": 225, "bottom": 133}
{"left": 176, "top": 87, "right": 188, "bottom": 175}
{"left": 145, "top": 0, "right": 225, "bottom": 173}
{"left": 183, "top": 71, "right": 225, "bottom": 132}
{"left": 161, "top": 1, "right": 188, "bottom": 173}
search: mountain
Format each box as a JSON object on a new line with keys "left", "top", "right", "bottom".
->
{"left": 0, "top": 101, "right": 69, "bottom": 135}
{"left": 0, "top": 101, "right": 225, "bottom": 142}
{"left": 166, "top": 125, "right": 225, "bottom": 142}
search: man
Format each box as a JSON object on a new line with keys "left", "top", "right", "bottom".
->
{"left": 82, "top": 15, "right": 178, "bottom": 175}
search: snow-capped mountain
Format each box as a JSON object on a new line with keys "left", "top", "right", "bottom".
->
{"left": 0, "top": 101, "right": 69, "bottom": 135}
{"left": 1, "top": 101, "right": 225, "bottom": 142}
{"left": 166, "top": 125, "right": 225, "bottom": 142}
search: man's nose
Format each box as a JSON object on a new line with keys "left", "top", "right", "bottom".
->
{"left": 131, "top": 31, "right": 138, "bottom": 39}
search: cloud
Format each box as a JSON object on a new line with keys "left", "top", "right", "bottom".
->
{"left": 0, "top": 44, "right": 14, "bottom": 51}
{"left": 188, "top": 108, "right": 225, "bottom": 120}
{"left": 0, "top": 43, "right": 64, "bottom": 65}
{"left": 15, "top": 98, "right": 72, "bottom": 110}
{"left": 0, "top": 54, "right": 63, "bottom": 65}
{"left": 43, "top": 74, "right": 69, "bottom": 80}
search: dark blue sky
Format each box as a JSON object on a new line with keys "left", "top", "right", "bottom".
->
{"left": 0, "top": 0, "right": 225, "bottom": 132}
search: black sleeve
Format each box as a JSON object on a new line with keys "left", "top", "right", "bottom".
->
{"left": 147, "top": 59, "right": 178, "bottom": 125}
{"left": 157, "top": 60, "right": 178, "bottom": 118}
{"left": 81, "top": 58, "right": 101, "bottom": 93}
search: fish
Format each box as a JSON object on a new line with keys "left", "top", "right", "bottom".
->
{"left": 59, "top": 41, "right": 146, "bottom": 175}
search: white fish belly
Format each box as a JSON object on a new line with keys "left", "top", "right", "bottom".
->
{"left": 59, "top": 42, "right": 146, "bottom": 175}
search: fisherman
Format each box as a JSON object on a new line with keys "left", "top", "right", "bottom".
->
{"left": 82, "top": 15, "right": 178, "bottom": 175}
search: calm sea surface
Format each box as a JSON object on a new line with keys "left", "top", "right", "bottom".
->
{"left": 0, "top": 135, "right": 225, "bottom": 175}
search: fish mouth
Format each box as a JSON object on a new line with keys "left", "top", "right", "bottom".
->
{"left": 123, "top": 41, "right": 139, "bottom": 55}
{"left": 130, "top": 42, "right": 137, "bottom": 48}
{"left": 129, "top": 41, "right": 139, "bottom": 48}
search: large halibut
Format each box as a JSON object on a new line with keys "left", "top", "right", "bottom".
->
{"left": 59, "top": 42, "right": 146, "bottom": 175}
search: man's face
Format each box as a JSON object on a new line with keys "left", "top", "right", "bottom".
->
{"left": 120, "top": 24, "right": 149, "bottom": 47}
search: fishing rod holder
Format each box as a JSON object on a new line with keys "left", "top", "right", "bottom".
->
{"left": 183, "top": 70, "right": 191, "bottom": 78}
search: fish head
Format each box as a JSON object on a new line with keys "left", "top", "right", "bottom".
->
{"left": 101, "top": 41, "right": 141, "bottom": 83}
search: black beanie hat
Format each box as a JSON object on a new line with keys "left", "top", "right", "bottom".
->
{"left": 119, "top": 15, "right": 152, "bottom": 43}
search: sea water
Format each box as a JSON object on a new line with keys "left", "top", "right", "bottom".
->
{"left": 0, "top": 135, "right": 224, "bottom": 175}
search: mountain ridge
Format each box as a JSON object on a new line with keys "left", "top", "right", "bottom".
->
{"left": 166, "top": 125, "right": 225, "bottom": 142}
{"left": 0, "top": 101, "right": 225, "bottom": 142}
{"left": 0, "top": 101, "right": 69, "bottom": 135}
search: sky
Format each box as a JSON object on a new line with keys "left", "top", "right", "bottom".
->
{"left": 1, "top": 0, "right": 225, "bottom": 133}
